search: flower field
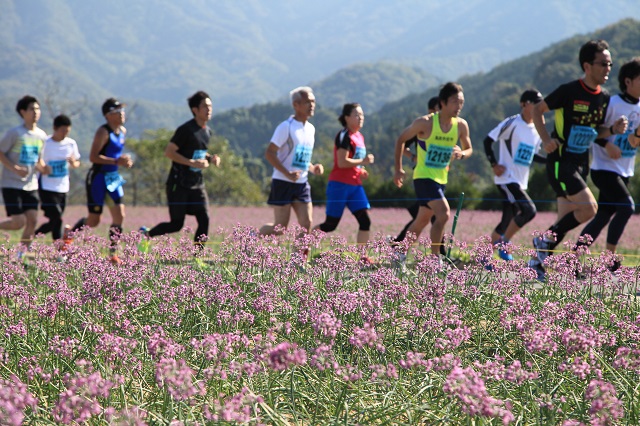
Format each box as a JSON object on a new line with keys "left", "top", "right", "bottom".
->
{"left": 1, "top": 206, "right": 640, "bottom": 424}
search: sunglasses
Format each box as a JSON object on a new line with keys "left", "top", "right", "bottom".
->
{"left": 109, "top": 107, "right": 125, "bottom": 114}
{"left": 591, "top": 60, "right": 613, "bottom": 68}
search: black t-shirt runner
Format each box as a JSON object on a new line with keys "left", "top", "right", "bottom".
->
{"left": 167, "top": 118, "right": 211, "bottom": 189}
{"left": 545, "top": 79, "right": 609, "bottom": 165}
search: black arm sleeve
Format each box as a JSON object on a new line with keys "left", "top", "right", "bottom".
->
{"left": 532, "top": 154, "right": 547, "bottom": 164}
{"left": 594, "top": 138, "right": 608, "bottom": 147}
{"left": 483, "top": 136, "right": 497, "bottom": 166}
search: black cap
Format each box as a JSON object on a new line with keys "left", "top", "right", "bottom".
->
{"left": 101, "top": 98, "right": 126, "bottom": 115}
{"left": 520, "top": 89, "right": 543, "bottom": 104}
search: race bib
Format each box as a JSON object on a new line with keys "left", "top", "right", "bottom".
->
{"left": 566, "top": 125, "right": 597, "bottom": 154}
{"left": 614, "top": 132, "right": 637, "bottom": 158}
{"left": 513, "top": 142, "right": 535, "bottom": 166}
{"left": 48, "top": 160, "right": 69, "bottom": 178}
{"left": 292, "top": 145, "right": 312, "bottom": 170}
{"left": 424, "top": 145, "right": 453, "bottom": 169}
{"left": 19, "top": 145, "right": 39, "bottom": 165}
{"left": 189, "top": 149, "right": 207, "bottom": 172}
{"left": 353, "top": 146, "right": 366, "bottom": 160}
{"left": 104, "top": 171, "right": 126, "bottom": 192}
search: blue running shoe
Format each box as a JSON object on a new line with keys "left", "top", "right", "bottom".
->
{"left": 498, "top": 248, "right": 513, "bottom": 261}
{"left": 533, "top": 237, "right": 551, "bottom": 263}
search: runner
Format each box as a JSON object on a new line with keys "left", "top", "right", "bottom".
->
{"left": 259, "top": 87, "right": 324, "bottom": 244}
{"left": 529, "top": 40, "right": 628, "bottom": 280}
{"left": 72, "top": 98, "right": 133, "bottom": 264}
{"left": 0, "top": 95, "right": 48, "bottom": 257}
{"left": 35, "top": 114, "right": 81, "bottom": 244}
{"left": 483, "top": 89, "right": 544, "bottom": 261}
{"left": 314, "top": 103, "right": 374, "bottom": 259}
{"left": 143, "top": 91, "right": 220, "bottom": 247}
{"left": 393, "top": 82, "right": 472, "bottom": 260}
{"left": 576, "top": 58, "right": 640, "bottom": 271}
{"left": 394, "top": 96, "right": 440, "bottom": 245}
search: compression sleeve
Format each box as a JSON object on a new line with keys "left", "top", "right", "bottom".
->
{"left": 483, "top": 136, "right": 497, "bottom": 166}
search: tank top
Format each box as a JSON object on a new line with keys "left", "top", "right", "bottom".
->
{"left": 413, "top": 113, "right": 459, "bottom": 184}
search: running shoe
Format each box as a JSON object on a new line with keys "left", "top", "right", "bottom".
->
{"left": 533, "top": 236, "right": 551, "bottom": 263}
{"left": 137, "top": 226, "right": 151, "bottom": 253}
{"left": 498, "top": 248, "right": 513, "bottom": 261}
{"left": 528, "top": 258, "right": 545, "bottom": 282}
{"left": 109, "top": 255, "right": 123, "bottom": 265}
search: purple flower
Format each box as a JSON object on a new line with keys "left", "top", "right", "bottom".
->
{"left": 155, "top": 357, "right": 205, "bottom": 402}
{"left": 0, "top": 375, "right": 38, "bottom": 426}
{"left": 585, "top": 379, "right": 624, "bottom": 426}
{"left": 265, "top": 342, "right": 307, "bottom": 371}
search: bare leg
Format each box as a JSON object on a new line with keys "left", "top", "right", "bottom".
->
{"left": 428, "top": 198, "right": 451, "bottom": 256}
{"left": 259, "top": 205, "right": 292, "bottom": 236}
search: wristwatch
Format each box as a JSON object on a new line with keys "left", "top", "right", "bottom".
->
{"left": 460, "top": 152, "right": 466, "bottom": 159}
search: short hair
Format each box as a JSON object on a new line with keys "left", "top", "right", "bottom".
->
{"left": 438, "top": 82, "right": 463, "bottom": 105}
{"left": 619, "top": 57, "right": 640, "bottom": 93}
{"left": 579, "top": 39, "right": 609, "bottom": 71}
{"left": 188, "top": 91, "right": 211, "bottom": 115}
{"left": 16, "top": 95, "right": 39, "bottom": 115}
{"left": 290, "top": 86, "right": 313, "bottom": 104}
{"left": 427, "top": 96, "right": 440, "bottom": 112}
{"left": 338, "top": 103, "right": 361, "bottom": 127}
{"left": 53, "top": 114, "right": 72, "bottom": 128}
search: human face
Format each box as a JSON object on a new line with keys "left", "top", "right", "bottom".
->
{"left": 293, "top": 92, "right": 316, "bottom": 121}
{"left": 106, "top": 107, "right": 126, "bottom": 126}
{"left": 441, "top": 92, "right": 465, "bottom": 117}
{"left": 52, "top": 125, "right": 71, "bottom": 141}
{"left": 345, "top": 106, "right": 364, "bottom": 132}
{"left": 585, "top": 50, "right": 612, "bottom": 86}
{"left": 192, "top": 98, "right": 212, "bottom": 124}
{"left": 625, "top": 74, "right": 640, "bottom": 99}
{"left": 20, "top": 102, "right": 41, "bottom": 125}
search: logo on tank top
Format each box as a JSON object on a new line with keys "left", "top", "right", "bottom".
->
{"left": 434, "top": 135, "right": 455, "bottom": 142}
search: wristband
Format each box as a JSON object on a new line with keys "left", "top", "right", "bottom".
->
{"left": 460, "top": 152, "right": 466, "bottom": 160}
{"left": 609, "top": 125, "right": 616, "bottom": 135}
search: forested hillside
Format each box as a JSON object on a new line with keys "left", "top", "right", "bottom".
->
{"left": 211, "top": 18, "right": 640, "bottom": 209}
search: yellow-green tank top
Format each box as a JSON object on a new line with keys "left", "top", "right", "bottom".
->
{"left": 413, "top": 113, "right": 459, "bottom": 184}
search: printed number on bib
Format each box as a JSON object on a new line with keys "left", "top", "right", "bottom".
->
{"left": 292, "top": 145, "right": 312, "bottom": 170}
{"left": 566, "top": 125, "right": 597, "bottom": 154}
{"left": 19, "top": 145, "right": 39, "bottom": 165}
{"left": 189, "top": 149, "right": 208, "bottom": 172}
{"left": 104, "top": 171, "right": 126, "bottom": 192}
{"left": 514, "top": 143, "right": 535, "bottom": 166}
{"left": 614, "top": 132, "right": 637, "bottom": 158}
{"left": 48, "top": 160, "right": 69, "bottom": 178}
{"left": 424, "top": 145, "right": 453, "bottom": 169}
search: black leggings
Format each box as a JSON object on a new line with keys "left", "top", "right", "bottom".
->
{"left": 494, "top": 183, "right": 536, "bottom": 236}
{"left": 149, "top": 184, "right": 210, "bottom": 243}
{"left": 580, "top": 170, "right": 634, "bottom": 246}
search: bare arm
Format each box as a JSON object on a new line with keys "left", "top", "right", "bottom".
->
{"left": 0, "top": 151, "right": 28, "bottom": 177}
{"left": 452, "top": 118, "right": 472, "bottom": 160}
{"left": 165, "top": 142, "right": 209, "bottom": 169}
{"left": 336, "top": 148, "right": 374, "bottom": 169}
{"left": 533, "top": 101, "right": 557, "bottom": 153}
{"left": 89, "top": 126, "right": 132, "bottom": 167}
{"left": 394, "top": 116, "right": 430, "bottom": 188}
{"left": 265, "top": 142, "right": 301, "bottom": 182}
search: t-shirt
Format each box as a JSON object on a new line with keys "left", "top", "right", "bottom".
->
{"left": 487, "top": 114, "right": 541, "bottom": 189}
{"left": 591, "top": 94, "right": 640, "bottom": 177}
{"left": 40, "top": 136, "right": 81, "bottom": 193}
{"left": 167, "top": 118, "right": 211, "bottom": 189}
{"left": 545, "top": 79, "right": 609, "bottom": 165}
{"left": 0, "top": 124, "right": 47, "bottom": 191}
{"left": 270, "top": 116, "right": 315, "bottom": 184}
{"left": 328, "top": 129, "right": 367, "bottom": 185}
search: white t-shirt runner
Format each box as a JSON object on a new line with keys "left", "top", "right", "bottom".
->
{"left": 39, "top": 136, "right": 81, "bottom": 193}
{"left": 591, "top": 94, "right": 640, "bottom": 177}
{"left": 270, "top": 116, "right": 315, "bottom": 184}
{"left": 487, "top": 114, "right": 542, "bottom": 190}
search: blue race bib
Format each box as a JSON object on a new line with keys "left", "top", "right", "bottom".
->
{"left": 48, "top": 160, "right": 68, "bottom": 178}
{"left": 614, "top": 132, "right": 637, "bottom": 158}
{"left": 189, "top": 149, "right": 208, "bottom": 172}
{"left": 353, "top": 146, "right": 366, "bottom": 160}
{"left": 513, "top": 142, "right": 535, "bottom": 166}
{"left": 20, "top": 145, "right": 39, "bottom": 165}
{"left": 292, "top": 145, "right": 312, "bottom": 170}
{"left": 104, "top": 171, "right": 126, "bottom": 192}
{"left": 424, "top": 145, "right": 453, "bottom": 169}
{"left": 566, "top": 125, "right": 597, "bottom": 154}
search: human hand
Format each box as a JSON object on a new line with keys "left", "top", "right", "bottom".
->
{"left": 604, "top": 142, "right": 622, "bottom": 159}
{"left": 394, "top": 169, "right": 405, "bottom": 188}
{"left": 492, "top": 164, "right": 506, "bottom": 177}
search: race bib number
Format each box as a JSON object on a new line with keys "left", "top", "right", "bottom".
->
{"left": 292, "top": 145, "right": 312, "bottom": 170}
{"left": 513, "top": 142, "right": 535, "bottom": 166}
{"left": 20, "top": 145, "right": 39, "bottom": 165}
{"left": 189, "top": 149, "right": 207, "bottom": 172}
{"left": 566, "top": 125, "right": 597, "bottom": 154}
{"left": 104, "top": 171, "right": 126, "bottom": 192}
{"left": 353, "top": 146, "right": 366, "bottom": 160}
{"left": 424, "top": 145, "right": 453, "bottom": 169}
{"left": 48, "top": 160, "right": 69, "bottom": 178}
{"left": 614, "top": 132, "right": 637, "bottom": 158}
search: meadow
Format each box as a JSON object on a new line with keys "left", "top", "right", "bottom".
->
{"left": 1, "top": 206, "right": 640, "bottom": 424}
